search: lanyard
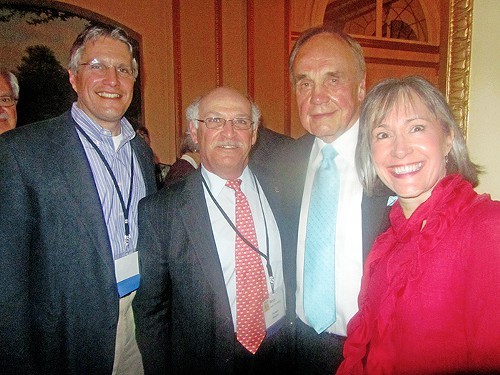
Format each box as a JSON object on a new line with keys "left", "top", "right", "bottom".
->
{"left": 202, "top": 174, "right": 275, "bottom": 293}
{"left": 75, "top": 124, "right": 134, "bottom": 245}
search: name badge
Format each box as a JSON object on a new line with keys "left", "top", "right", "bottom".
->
{"left": 115, "top": 251, "right": 140, "bottom": 297}
{"left": 263, "top": 287, "right": 286, "bottom": 337}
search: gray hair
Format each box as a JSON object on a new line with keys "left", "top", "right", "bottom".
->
{"left": 289, "top": 25, "right": 366, "bottom": 86}
{"left": 186, "top": 90, "right": 261, "bottom": 131}
{"left": 356, "top": 75, "right": 480, "bottom": 195}
{"left": 179, "top": 132, "right": 198, "bottom": 154}
{"left": 67, "top": 24, "right": 138, "bottom": 80}
{"left": 0, "top": 69, "right": 19, "bottom": 99}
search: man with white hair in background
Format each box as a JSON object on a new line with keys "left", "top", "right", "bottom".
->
{"left": 0, "top": 68, "right": 18, "bottom": 134}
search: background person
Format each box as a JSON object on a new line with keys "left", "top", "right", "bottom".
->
{"left": 282, "top": 25, "right": 391, "bottom": 374}
{"left": 338, "top": 75, "right": 500, "bottom": 374}
{"left": 0, "top": 24, "right": 156, "bottom": 374}
{"left": 162, "top": 131, "right": 199, "bottom": 187}
{"left": 136, "top": 125, "right": 170, "bottom": 188}
{"left": 163, "top": 125, "right": 294, "bottom": 189}
{"left": 0, "top": 68, "right": 19, "bottom": 134}
{"left": 133, "top": 86, "right": 294, "bottom": 374}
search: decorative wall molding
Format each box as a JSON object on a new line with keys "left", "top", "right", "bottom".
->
{"left": 363, "top": 56, "right": 439, "bottom": 69}
{"left": 446, "top": 0, "right": 473, "bottom": 137}
{"left": 284, "top": 0, "right": 291, "bottom": 135}
{"left": 247, "top": 0, "right": 255, "bottom": 98}
{"left": 357, "top": 36, "right": 440, "bottom": 53}
{"left": 215, "top": 0, "right": 223, "bottom": 86}
{"left": 172, "top": 0, "right": 183, "bottom": 143}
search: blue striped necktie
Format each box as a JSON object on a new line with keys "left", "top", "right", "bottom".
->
{"left": 304, "top": 145, "right": 339, "bottom": 333}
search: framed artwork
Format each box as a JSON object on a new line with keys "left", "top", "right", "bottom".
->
{"left": 0, "top": 3, "right": 142, "bottom": 127}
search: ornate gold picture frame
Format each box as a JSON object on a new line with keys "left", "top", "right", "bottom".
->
{"left": 446, "top": 0, "right": 473, "bottom": 138}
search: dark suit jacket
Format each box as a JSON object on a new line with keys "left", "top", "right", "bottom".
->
{"left": 133, "top": 166, "right": 295, "bottom": 374}
{"left": 250, "top": 127, "right": 294, "bottom": 173}
{"left": 0, "top": 111, "right": 156, "bottom": 375}
{"left": 162, "top": 158, "right": 196, "bottom": 188}
{"left": 280, "top": 133, "right": 392, "bottom": 319}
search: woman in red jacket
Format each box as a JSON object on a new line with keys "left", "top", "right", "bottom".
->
{"left": 337, "top": 76, "right": 500, "bottom": 374}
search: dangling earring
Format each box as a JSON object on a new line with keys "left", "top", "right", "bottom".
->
{"left": 445, "top": 154, "right": 449, "bottom": 164}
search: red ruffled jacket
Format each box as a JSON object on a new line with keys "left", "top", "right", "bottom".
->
{"left": 337, "top": 174, "right": 500, "bottom": 374}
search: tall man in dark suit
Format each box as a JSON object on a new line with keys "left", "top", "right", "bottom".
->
{"left": 0, "top": 25, "right": 156, "bottom": 374}
{"left": 284, "top": 26, "right": 391, "bottom": 374}
{"left": 133, "top": 86, "right": 294, "bottom": 374}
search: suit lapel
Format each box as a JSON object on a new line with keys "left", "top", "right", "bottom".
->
{"left": 130, "top": 136, "right": 157, "bottom": 195}
{"left": 178, "top": 172, "right": 232, "bottom": 311}
{"left": 286, "top": 134, "right": 315, "bottom": 251}
{"left": 249, "top": 163, "right": 282, "bottom": 214}
{"left": 48, "top": 112, "right": 115, "bottom": 273}
{"left": 361, "top": 193, "right": 392, "bottom": 261}
{"left": 294, "top": 134, "right": 315, "bottom": 190}
{"left": 250, "top": 163, "right": 298, "bottom": 320}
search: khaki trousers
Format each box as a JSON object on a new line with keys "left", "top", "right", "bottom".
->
{"left": 111, "top": 291, "right": 144, "bottom": 375}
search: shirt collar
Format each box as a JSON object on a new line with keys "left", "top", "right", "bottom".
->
{"left": 180, "top": 154, "right": 198, "bottom": 169}
{"left": 71, "top": 102, "right": 136, "bottom": 146}
{"left": 201, "top": 165, "right": 255, "bottom": 197}
{"left": 312, "top": 119, "right": 359, "bottom": 164}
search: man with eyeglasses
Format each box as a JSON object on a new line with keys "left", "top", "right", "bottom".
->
{"left": 133, "top": 86, "right": 294, "bottom": 374}
{"left": 0, "top": 25, "right": 156, "bottom": 374}
{"left": 0, "top": 69, "right": 19, "bottom": 134}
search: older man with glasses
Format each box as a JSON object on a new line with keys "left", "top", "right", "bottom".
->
{"left": 134, "top": 86, "right": 295, "bottom": 374}
{"left": 0, "top": 69, "right": 19, "bottom": 134}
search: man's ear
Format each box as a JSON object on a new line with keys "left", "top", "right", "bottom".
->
{"left": 358, "top": 74, "right": 366, "bottom": 102}
{"left": 189, "top": 121, "right": 199, "bottom": 144}
{"left": 251, "top": 127, "right": 258, "bottom": 146}
{"left": 68, "top": 69, "right": 78, "bottom": 93}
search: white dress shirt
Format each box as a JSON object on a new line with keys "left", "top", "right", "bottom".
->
{"left": 296, "top": 121, "right": 363, "bottom": 336}
{"left": 201, "top": 166, "right": 284, "bottom": 331}
{"left": 180, "top": 153, "right": 198, "bottom": 169}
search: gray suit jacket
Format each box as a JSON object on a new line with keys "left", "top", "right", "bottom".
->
{"left": 0, "top": 111, "right": 156, "bottom": 375}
